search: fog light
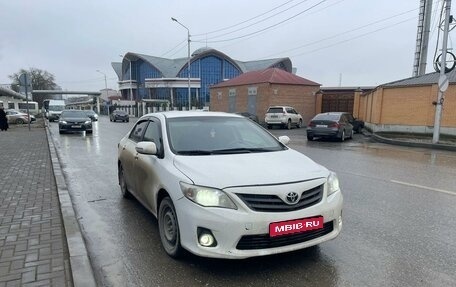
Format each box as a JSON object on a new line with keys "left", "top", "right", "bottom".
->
{"left": 199, "top": 234, "right": 215, "bottom": 247}
{"left": 197, "top": 227, "right": 217, "bottom": 247}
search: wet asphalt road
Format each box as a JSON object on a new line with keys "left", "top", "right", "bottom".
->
{"left": 48, "top": 116, "right": 456, "bottom": 287}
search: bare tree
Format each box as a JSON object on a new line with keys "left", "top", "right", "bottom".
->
{"left": 9, "top": 68, "right": 57, "bottom": 92}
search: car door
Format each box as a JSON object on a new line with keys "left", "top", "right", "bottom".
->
{"left": 133, "top": 117, "right": 164, "bottom": 212}
{"left": 119, "top": 120, "right": 149, "bottom": 197}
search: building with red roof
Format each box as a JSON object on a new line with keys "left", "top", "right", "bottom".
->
{"left": 210, "top": 68, "right": 320, "bottom": 124}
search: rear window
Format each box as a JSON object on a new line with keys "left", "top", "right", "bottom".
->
{"left": 267, "top": 107, "right": 284, "bottom": 113}
{"left": 312, "top": 114, "right": 340, "bottom": 121}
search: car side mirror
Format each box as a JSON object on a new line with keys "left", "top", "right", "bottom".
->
{"left": 135, "top": 141, "right": 157, "bottom": 155}
{"left": 278, "top": 136, "right": 290, "bottom": 145}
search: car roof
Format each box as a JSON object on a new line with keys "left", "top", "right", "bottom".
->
{"left": 140, "top": 111, "right": 243, "bottom": 120}
{"left": 268, "top": 106, "right": 293, "bottom": 109}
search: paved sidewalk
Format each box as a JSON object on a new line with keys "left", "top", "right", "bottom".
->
{"left": 0, "top": 121, "right": 96, "bottom": 287}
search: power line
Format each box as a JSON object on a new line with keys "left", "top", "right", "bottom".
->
{"left": 193, "top": 0, "right": 327, "bottom": 44}
{"left": 193, "top": 0, "right": 296, "bottom": 37}
{"left": 290, "top": 16, "right": 417, "bottom": 58}
{"left": 160, "top": 39, "right": 187, "bottom": 58}
{"left": 257, "top": 7, "right": 419, "bottom": 59}
{"left": 193, "top": 0, "right": 312, "bottom": 41}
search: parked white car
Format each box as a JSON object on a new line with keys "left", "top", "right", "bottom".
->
{"left": 265, "top": 106, "right": 303, "bottom": 129}
{"left": 117, "top": 111, "right": 343, "bottom": 259}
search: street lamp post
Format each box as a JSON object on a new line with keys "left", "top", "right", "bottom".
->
{"left": 96, "top": 70, "right": 108, "bottom": 116}
{"left": 171, "top": 17, "right": 191, "bottom": 110}
{"left": 120, "top": 55, "right": 134, "bottom": 102}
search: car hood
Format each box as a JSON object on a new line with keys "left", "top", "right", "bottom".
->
{"left": 173, "top": 149, "right": 328, "bottom": 188}
{"left": 60, "top": 117, "right": 90, "bottom": 122}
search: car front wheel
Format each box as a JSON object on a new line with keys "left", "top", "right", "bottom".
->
{"left": 158, "top": 197, "right": 183, "bottom": 258}
{"left": 297, "top": 119, "right": 302, "bottom": 128}
{"left": 286, "top": 119, "right": 292, "bottom": 130}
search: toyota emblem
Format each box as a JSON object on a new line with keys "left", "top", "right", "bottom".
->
{"left": 286, "top": 192, "right": 299, "bottom": 204}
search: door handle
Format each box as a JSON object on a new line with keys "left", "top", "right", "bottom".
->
{"left": 122, "top": 145, "right": 126, "bottom": 150}
{"left": 135, "top": 153, "right": 139, "bottom": 160}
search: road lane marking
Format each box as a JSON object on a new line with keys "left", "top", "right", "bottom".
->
{"left": 390, "top": 180, "right": 456, "bottom": 196}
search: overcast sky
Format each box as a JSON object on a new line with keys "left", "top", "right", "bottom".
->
{"left": 0, "top": 0, "right": 449, "bottom": 92}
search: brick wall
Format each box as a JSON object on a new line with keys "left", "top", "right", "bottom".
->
{"left": 210, "top": 83, "right": 320, "bottom": 124}
{"left": 357, "top": 84, "right": 456, "bottom": 128}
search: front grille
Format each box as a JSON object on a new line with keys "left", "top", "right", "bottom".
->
{"left": 236, "top": 221, "right": 334, "bottom": 250}
{"left": 236, "top": 184, "right": 323, "bottom": 212}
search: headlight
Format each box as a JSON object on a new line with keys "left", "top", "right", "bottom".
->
{"left": 327, "top": 172, "right": 340, "bottom": 196}
{"left": 180, "top": 182, "right": 237, "bottom": 209}
{"left": 84, "top": 120, "right": 91, "bottom": 124}
{"left": 59, "top": 120, "right": 67, "bottom": 124}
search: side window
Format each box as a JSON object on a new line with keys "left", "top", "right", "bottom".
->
{"left": 129, "top": 121, "right": 148, "bottom": 142}
{"left": 143, "top": 119, "right": 162, "bottom": 152}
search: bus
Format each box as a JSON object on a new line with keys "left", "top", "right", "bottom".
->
{"left": 6, "top": 101, "right": 39, "bottom": 115}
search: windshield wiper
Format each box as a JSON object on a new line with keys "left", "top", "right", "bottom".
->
{"left": 211, "top": 147, "right": 276, "bottom": 154}
{"left": 176, "top": 150, "right": 213, "bottom": 155}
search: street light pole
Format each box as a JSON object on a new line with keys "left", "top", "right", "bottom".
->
{"left": 96, "top": 70, "right": 108, "bottom": 116}
{"left": 171, "top": 17, "right": 191, "bottom": 110}
{"left": 119, "top": 55, "right": 134, "bottom": 102}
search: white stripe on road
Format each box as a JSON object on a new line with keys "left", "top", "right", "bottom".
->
{"left": 390, "top": 180, "right": 456, "bottom": 196}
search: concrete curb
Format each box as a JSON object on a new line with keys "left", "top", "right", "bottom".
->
{"left": 372, "top": 133, "right": 456, "bottom": 152}
{"left": 45, "top": 126, "right": 98, "bottom": 287}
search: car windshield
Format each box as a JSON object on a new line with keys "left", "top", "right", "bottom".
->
{"left": 167, "top": 116, "right": 285, "bottom": 155}
{"left": 49, "top": 106, "right": 65, "bottom": 111}
{"left": 61, "top": 110, "right": 87, "bottom": 118}
{"left": 115, "top": 111, "right": 127, "bottom": 115}
{"left": 85, "top": 111, "right": 95, "bottom": 115}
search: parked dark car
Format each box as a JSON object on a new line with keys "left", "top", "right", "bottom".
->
{"left": 58, "top": 110, "right": 93, "bottom": 134}
{"left": 235, "top": 112, "right": 259, "bottom": 123}
{"left": 307, "top": 112, "right": 354, "bottom": 141}
{"left": 343, "top": 112, "right": 364, "bottom": 133}
{"left": 84, "top": 110, "right": 98, "bottom": 121}
{"left": 110, "top": 110, "right": 129, "bottom": 122}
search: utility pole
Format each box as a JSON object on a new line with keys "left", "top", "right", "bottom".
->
{"left": 433, "top": 0, "right": 452, "bottom": 144}
{"left": 413, "top": 0, "right": 433, "bottom": 77}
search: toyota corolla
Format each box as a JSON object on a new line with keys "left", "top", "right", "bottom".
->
{"left": 117, "top": 111, "right": 343, "bottom": 259}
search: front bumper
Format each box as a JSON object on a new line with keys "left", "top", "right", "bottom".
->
{"left": 59, "top": 123, "right": 92, "bottom": 132}
{"left": 175, "top": 187, "right": 343, "bottom": 259}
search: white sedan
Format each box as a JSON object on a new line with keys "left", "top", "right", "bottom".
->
{"left": 117, "top": 111, "right": 343, "bottom": 259}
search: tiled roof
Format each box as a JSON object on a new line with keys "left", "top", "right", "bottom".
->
{"left": 212, "top": 68, "right": 320, "bottom": 88}
{"left": 383, "top": 68, "right": 456, "bottom": 88}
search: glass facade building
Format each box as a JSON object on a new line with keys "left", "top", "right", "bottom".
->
{"left": 113, "top": 48, "right": 292, "bottom": 109}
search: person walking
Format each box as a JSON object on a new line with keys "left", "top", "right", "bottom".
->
{"left": 0, "top": 108, "right": 9, "bottom": 131}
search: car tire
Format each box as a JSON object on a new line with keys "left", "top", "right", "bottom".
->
{"left": 267, "top": 124, "right": 272, "bottom": 129}
{"left": 297, "top": 119, "right": 302, "bottom": 128}
{"left": 307, "top": 135, "right": 313, "bottom": 141}
{"left": 349, "top": 129, "right": 354, "bottom": 139}
{"left": 59, "top": 130, "right": 64, "bottom": 134}
{"left": 340, "top": 130, "right": 345, "bottom": 142}
{"left": 110, "top": 118, "right": 113, "bottom": 122}
{"left": 126, "top": 119, "right": 129, "bottom": 122}
{"left": 286, "top": 119, "right": 292, "bottom": 130}
{"left": 16, "top": 118, "right": 25, "bottom": 124}
{"left": 86, "top": 130, "right": 93, "bottom": 134}
{"left": 158, "top": 197, "right": 183, "bottom": 258}
{"left": 118, "top": 165, "right": 131, "bottom": 199}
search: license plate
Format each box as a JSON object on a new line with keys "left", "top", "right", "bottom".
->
{"left": 71, "top": 125, "right": 81, "bottom": 128}
{"left": 316, "top": 124, "right": 327, "bottom": 128}
{"left": 271, "top": 115, "right": 278, "bottom": 118}
{"left": 269, "top": 216, "right": 323, "bottom": 237}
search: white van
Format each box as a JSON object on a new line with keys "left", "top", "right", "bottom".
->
{"left": 47, "top": 100, "right": 66, "bottom": 121}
